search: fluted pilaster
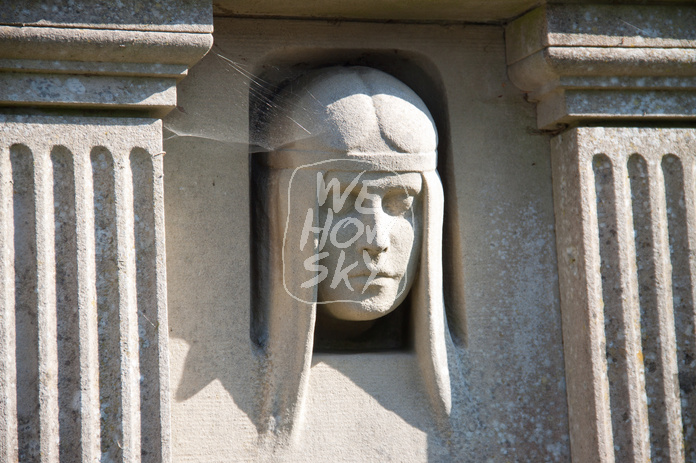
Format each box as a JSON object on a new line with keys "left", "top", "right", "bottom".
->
{"left": 552, "top": 128, "right": 696, "bottom": 463}
{"left": 0, "top": 116, "right": 169, "bottom": 462}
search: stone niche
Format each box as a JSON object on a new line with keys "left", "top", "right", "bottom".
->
{"left": 164, "top": 15, "right": 567, "bottom": 462}
{"left": 5, "top": 1, "right": 695, "bottom": 462}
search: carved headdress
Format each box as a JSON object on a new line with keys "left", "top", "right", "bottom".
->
{"left": 251, "top": 66, "right": 452, "bottom": 443}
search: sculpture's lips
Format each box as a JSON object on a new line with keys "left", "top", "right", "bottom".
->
{"left": 348, "top": 271, "right": 398, "bottom": 279}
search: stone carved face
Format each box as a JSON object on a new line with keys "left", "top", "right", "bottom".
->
{"left": 316, "top": 171, "right": 423, "bottom": 321}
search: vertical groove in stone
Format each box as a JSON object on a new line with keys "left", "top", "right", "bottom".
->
{"left": 153, "top": 152, "right": 171, "bottom": 463}
{"left": 662, "top": 154, "right": 696, "bottom": 462}
{"left": 614, "top": 156, "right": 651, "bottom": 462}
{"left": 131, "top": 149, "right": 162, "bottom": 463}
{"left": 12, "top": 144, "right": 40, "bottom": 462}
{"left": 629, "top": 155, "right": 657, "bottom": 443}
{"left": 593, "top": 153, "right": 622, "bottom": 457}
{"left": 52, "top": 147, "right": 81, "bottom": 462}
{"left": 630, "top": 154, "right": 684, "bottom": 463}
{"left": 593, "top": 153, "right": 642, "bottom": 462}
{"left": 115, "top": 147, "right": 141, "bottom": 463}
{"left": 0, "top": 144, "right": 18, "bottom": 461}
{"left": 679, "top": 152, "right": 696, "bottom": 462}
{"left": 92, "top": 147, "right": 124, "bottom": 463}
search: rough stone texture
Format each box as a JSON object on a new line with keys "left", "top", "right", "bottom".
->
{"left": 536, "top": 89, "right": 696, "bottom": 130}
{"left": 0, "top": 27, "right": 213, "bottom": 66}
{"left": 0, "top": 21, "right": 213, "bottom": 116}
{"left": 506, "top": 5, "right": 696, "bottom": 129}
{"left": 0, "top": 116, "right": 170, "bottom": 462}
{"left": 0, "top": 73, "right": 177, "bottom": 113}
{"left": 552, "top": 127, "right": 696, "bottom": 463}
{"left": 2, "top": 1, "right": 694, "bottom": 462}
{"left": 213, "top": 0, "right": 539, "bottom": 23}
{"left": 212, "top": 0, "right": 695, "bottom": 24}
{"left": 510, "top": 6, "right": 696, "bottom": 462}
{"left": 0, "top": 0, "right": 212, "bottom": 33}
{"left": 506, "top": 5, "right": 696, "bottom": 64}
{"left": 0, "top": 3, "right": 212, "bottom": 461}
{"left": 165, "top": 17, "right": 568, "bottom": 462}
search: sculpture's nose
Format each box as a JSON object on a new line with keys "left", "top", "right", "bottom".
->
{"left": 358, "top": 207, "right": 390, "bottom": 259}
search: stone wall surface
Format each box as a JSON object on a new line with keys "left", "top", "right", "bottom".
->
{"left": 0, "top": 1, "right": 212, "bottom": 32}
{"left": 507, "top": 6, "right": 696, "bottom": 462}
{"left": 164, "top": 17, "right": 568, "bottom": 462}
{"left": 1, "top": 1, "right": 696, "bottom": 462}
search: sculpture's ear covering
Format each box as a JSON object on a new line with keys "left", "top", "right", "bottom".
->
{"left": 258, "top": 168, "right": 317, "bottom": 444}
{"left": 412, "top": 170, "right": 453, "bottom": 429}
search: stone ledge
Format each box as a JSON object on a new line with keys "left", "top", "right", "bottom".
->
{"left": 0, "top": 26, "right": 213, "bottom": 67}
{"left": 537, "top": 89, "right": 696, "bottom": 129}
{"left": 0, "top": 25, "right": 212, "bottom": 116}
{"left": 0, "top": 73, "right": 177, "bottom": 117}
{"left": 506, "top": 4, "right": 696, "bottom": 129}
{"left": 509, "top": 47, "right": 696, "bottom": 95}
{"left": 0, "top": 59, "right": 188, "bottom": 79}
{"left": 0, "top": 0, "right": 212, "bottom": 33}
{"left": 506, "top": 4, "right": 696, "bottom": 65}
{"left": 213, "top": 0, "right": 539, "bottom": 23}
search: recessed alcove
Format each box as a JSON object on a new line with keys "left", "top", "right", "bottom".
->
{"left": 163, "top": 15, "right": 567, "bottom": 461}
{"left": 3, "top": 1, "right": 693, "bottom": 461}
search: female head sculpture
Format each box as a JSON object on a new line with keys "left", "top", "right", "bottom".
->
{"left": 251, "top": 66, "right": 452, "bottom": 444}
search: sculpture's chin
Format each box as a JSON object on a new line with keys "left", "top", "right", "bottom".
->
{"left": 320, "top": 300, "right": 399, "bottom": 321}
{"left": 318, "top": 275, "right": 412, "bottom": 321}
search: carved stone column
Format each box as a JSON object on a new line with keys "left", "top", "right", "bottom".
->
{"left": 0, "top": 3, "right": 212, "bottom": 462}
{"left": 508, "top": 5, "right": 696, "bottom": 463}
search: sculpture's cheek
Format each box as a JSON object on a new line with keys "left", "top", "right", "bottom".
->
{"left": 387, "top": 218, "right": 417, "bottom": 267}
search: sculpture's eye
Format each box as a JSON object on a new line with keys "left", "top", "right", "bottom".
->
{"left": 383, "top": 191, "right": 415, "bottom": 216}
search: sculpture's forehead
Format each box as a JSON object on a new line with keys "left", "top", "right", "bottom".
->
{"left": 269, "top": 67, "right": 438, "bottom": 155}
{"left": 323, "top": 171, "right": 423, "bottom": 195}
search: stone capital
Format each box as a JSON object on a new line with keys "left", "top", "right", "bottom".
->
{"left": 0, "top": 1, "right": 213, "bottom": 117}
{"left": 506, "top": 4, "right": 696, "bottom": 129}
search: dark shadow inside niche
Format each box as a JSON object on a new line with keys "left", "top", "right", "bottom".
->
{"left": 313, "top": 297, "right": 412, "bottom": 353}
{"left": 249, "top": 48, "right": 466, "bottom": 353}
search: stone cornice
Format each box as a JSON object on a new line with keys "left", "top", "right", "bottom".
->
{"left": 0, "top": 26, "right": 213, "bottom": 66}
{"left": 506, "top": 4, "right": 696, "bottom": 129}
{"left": 0, "top": 0, "right": 212, "bottom": 33}
{"left": 0, "top": 21, "right": 212, "bottom": 116}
